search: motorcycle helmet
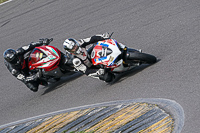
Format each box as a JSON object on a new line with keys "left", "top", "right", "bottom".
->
{"left": 63, "top": 38, "right": 82, "bottom": 54}
{"left": 3, "top": 49, "right": 19, "bottom": 65}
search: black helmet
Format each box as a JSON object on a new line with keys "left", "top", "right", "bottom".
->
{"left": 3, "top": 49, "right": 19, "bottom": 64}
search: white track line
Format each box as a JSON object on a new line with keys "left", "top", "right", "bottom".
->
{"left": 0, "top": 0, "right": 13, "bottom": 6}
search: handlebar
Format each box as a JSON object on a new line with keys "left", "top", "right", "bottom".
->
{"left": 49, "top": 38, "right": 53, "bottom": 42}
{"left": 109, "top": 32, "right": 114, "bottom": 38}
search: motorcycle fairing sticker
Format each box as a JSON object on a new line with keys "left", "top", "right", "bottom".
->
{"left": 46, "top": 46, "right": 59, "bottom": 57}
{"left": 94, "top": 56, "right": 107, "bottom": 63}
{"left": 97, "top": 42, "right": 109, "bottom": 47}
{"left": 92, "top": 39, "right": 121, "bottom": 67}
{"left": 31, "top": 46, "right": 59, "bottom": 68}
{"left": 35, "top": 52, "right": 44, "bottom": 59}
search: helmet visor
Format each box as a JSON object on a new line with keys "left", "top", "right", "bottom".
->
{"left": 70, "top": 44, "right": 79, "bottom": 54}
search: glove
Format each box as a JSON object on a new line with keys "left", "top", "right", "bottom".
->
{"left": 16, "top": 48, "right": 25, "bottom": 55}
{"left": 96, "top": 32, "right": 110, "bottom": 39}
{"left": 39, "top": 38, "right": 52, "bottom": 45}
{"left": 96, "top": 68, "right": 105, "bottom": 75}
{"left": 102, "top": 32, "right": 110, "bottom": 39}
{"left": 25, "top": 72, "right": 41, "bottom": 82}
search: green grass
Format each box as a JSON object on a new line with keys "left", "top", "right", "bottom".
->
{"left": 0, "top": 0, "right": 8, "bottom": 4}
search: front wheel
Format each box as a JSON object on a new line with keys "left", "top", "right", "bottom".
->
{"left": 127, "top": 52, "right": 157, "bottom": 64}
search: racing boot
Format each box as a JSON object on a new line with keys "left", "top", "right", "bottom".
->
{"left": 99, "top": 73, "right": 115, "bottom": 83}
{"left": 26, "top": 82, "right": 39, "bottom": 92}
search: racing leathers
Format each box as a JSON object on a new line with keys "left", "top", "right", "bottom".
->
{"left": 69, "top": 33, "right": 114, "bottom": 82}
{"left": 4, "top": 39, "right": 50, "bottom": 92}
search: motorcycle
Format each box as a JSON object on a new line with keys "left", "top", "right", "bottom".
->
{"left": 28, "top": 38, "right": 75, "bottom": 84}
{"left": 88, "top": 35, "right": 157, "bottom": 81}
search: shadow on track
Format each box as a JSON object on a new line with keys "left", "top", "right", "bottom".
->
{"left": 41, "top": 72, "right": 83, "bottom": 95}
{"left": 108, "top": 59, "right": 160, "bottom": 85}
{"left": 41, "top": 60, "right": 159, "bottom": 94}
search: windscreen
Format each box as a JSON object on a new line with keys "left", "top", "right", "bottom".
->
{"left": 29, "top": 48, "right": 47, "bottom": 64}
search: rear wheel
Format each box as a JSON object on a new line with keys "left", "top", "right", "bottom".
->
{"left": 127, "top": 52, "right": 157, "bottom": 64}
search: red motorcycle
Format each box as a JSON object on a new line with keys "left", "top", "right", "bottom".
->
{"left": 28, "top": 39, "right": 75, "bottom": 83}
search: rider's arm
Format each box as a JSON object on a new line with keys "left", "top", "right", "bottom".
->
{"left": 16, "top": 38, "right": 51, "bottom": 55}
{"left": 4, "top": 60, "right": 27, "bottom": 83}
{"left": 4, "top": 60, "right": 40, "bottom": 83}
{"left": 79, "top": 33, "right": 110, "bottom": 48}
{"left": 16, "top": 41, "right": 43, "bottom": 55}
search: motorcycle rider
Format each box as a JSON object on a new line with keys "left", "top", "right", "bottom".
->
{"left": 63, "top": 33, "right": 116, "bottom": 82}
{"left": 3, "top": 38, "right": 52, "bottom": 92}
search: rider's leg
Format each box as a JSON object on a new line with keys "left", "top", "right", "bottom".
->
{"left": 25, "top": 81, "right": 39, "bottom": 92}
{"left": 99, "top": 72, "right": 114, "bottom": 82}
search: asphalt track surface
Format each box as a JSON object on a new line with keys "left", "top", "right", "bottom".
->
{"left": 0, "top": 0, "right": 199, "bottom": 132}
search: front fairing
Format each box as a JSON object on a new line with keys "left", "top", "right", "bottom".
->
{"left": 91, "top": 39, "right": 122, "bottom": 68}
{"left": 28, "top": 46, "right": 61, "bottom": 71}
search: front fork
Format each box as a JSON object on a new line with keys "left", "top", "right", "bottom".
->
{"left": 122, "top": 47, "right": 142, "bottom": 66}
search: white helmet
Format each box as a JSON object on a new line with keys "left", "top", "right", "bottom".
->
{"left": 63, "top": 38, "right": 81, "bottom": 54}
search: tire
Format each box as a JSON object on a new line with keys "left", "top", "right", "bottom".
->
{"left": 54, "top": 78, "right": 61, "bottom": 81}
{"left": 128, "top": 52, "right": 157, "bottom": 64}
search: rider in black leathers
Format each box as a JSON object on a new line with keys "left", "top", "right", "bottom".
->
{"left": 3, "top": 38, "right": 73, "bottom": 92}
{"left": 63, "top": 33, "right": 115, "bottom": 82}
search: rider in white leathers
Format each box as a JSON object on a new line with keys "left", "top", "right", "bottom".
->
{"left": 63, "top": 33, "right": 115, "bottom": 82}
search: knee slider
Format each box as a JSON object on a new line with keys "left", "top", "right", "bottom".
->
{"left": 73, "top": 58, "right": 87, "bottom": 73}
{"left": 73, "top": 58, "right": 81, "bottom": 66}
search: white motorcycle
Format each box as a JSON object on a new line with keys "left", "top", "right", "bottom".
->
{"left": 88, "top": 36, "right": 157, "bottom": 81}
